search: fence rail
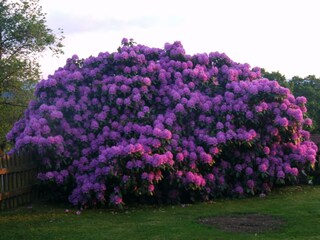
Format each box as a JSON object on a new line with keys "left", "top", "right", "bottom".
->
{"left": 0, "top": 152, "right": 38, "bottom": 210}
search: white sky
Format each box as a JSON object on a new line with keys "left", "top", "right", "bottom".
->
{"left": 40, "top": 0, "right": 320, "bottom": 79}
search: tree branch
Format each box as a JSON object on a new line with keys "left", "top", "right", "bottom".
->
{"left": 0, "top": 101, "right": 28, "bottom": 108}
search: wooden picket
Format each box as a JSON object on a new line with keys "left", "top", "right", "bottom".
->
{"left": 0, "top": 152, "right": 38, "bottom": 210}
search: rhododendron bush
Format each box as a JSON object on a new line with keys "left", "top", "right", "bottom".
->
{"left": 7, "top": 39, "right": 318, "bottom": 207}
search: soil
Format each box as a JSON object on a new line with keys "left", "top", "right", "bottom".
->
{"left": 199, "top": 214, "right": 285, "bottom": 233}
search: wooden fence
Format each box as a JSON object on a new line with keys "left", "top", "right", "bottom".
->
{"left": 0, "top": 152, "right": 38, "bottom": 210}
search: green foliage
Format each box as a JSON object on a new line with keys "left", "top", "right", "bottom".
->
{"left": 262, "top": 69, "right": 320, "bottom": 133}
{"left": 289, "top": 75, "right": 320, "bottom": 133}
{"left": 261, "top": 68, "right": 287, "bottom": 87}
{"left": 0, "top": 0, "right": 64, "bottom": 148}
{"left": 0, "top": 79, "right": 35, "bottom": 149}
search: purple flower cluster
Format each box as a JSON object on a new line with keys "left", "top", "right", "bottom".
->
{"left": 7, "top": 39, "right": 318, "bottom": 207}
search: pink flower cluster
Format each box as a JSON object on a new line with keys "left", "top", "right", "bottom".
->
{"left": 7, "top": 39, "right": 318, "bottom": 207}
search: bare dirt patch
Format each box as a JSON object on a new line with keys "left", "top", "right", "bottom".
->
{"left": 199, "top": 214, "right": 285, "bottom": 233}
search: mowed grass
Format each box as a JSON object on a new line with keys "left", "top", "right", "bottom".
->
{"left": 1, "top": 185, "right": 320, "bottom": 240}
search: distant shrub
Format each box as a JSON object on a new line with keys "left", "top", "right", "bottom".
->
{"left": 7, "top": 39, "right": 318, "bottom": 207}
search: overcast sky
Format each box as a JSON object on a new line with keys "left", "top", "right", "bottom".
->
{"left": 40, "top": 0, "right": 320, "bottom": 79}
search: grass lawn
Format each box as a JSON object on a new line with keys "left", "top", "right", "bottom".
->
{"left": 1, "top": 185, "right": 320, "bottom": 240}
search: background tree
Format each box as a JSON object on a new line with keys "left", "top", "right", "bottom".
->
{"left": 261, "top": 68, "right": 287, "bottom": 87}
{"left": 289, "top": 75, "right": 320, "bottom": 133}
{"left": 262, "top": 69, "right": 320, "bottom": 133}
{"left": 0, "top": 0, "right": 64, "bottom": 149}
